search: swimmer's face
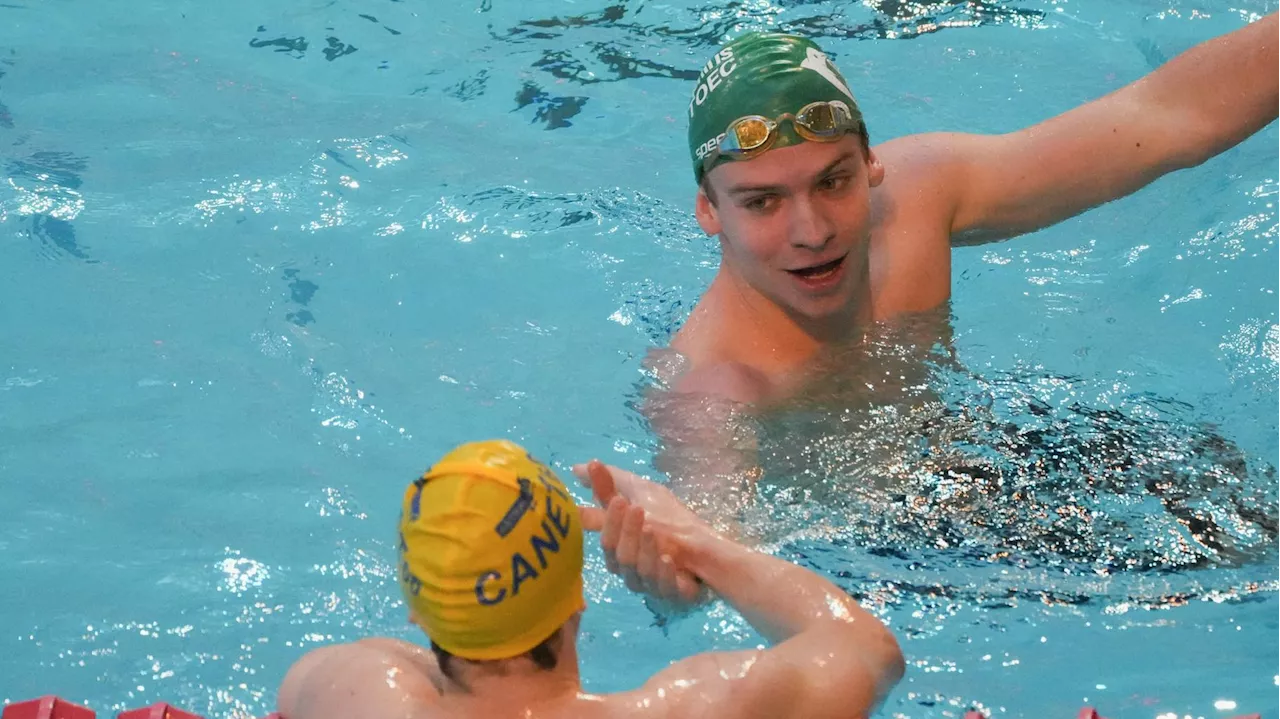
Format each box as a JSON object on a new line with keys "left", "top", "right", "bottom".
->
{"left": 697, "top": 135, "right": 884, "bottom": 320}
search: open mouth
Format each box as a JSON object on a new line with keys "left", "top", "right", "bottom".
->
{"left": 786, "top": 254, "right": 846, "bottom": 281}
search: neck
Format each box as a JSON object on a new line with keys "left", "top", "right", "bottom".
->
{"left": 788, "top": 291, "right": 869, "bottom": 344}
{"left": 443, "top": 656, "right": 582, "bottom": 705}
{"left": 713, "top": 252, "right": 873, "bottom": 359}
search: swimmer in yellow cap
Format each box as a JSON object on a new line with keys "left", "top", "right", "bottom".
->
{"left": 277, "top": 439, "right": 904, "bottom": 719}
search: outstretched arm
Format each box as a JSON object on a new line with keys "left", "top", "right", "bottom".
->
{"left": 580, "top": 463, "right": 905, "bottom": 719}
{"left": 644, "top": 529, "right": 904, "bottom": 719}
{"left": 902, "top": 12, "right": 1278, "bottom": 246}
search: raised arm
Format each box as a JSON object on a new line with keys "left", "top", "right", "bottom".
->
{"left": 580, "top": 463, "right": 905, "bottom": 719}
{"left": 901, "top": 12, "right": 1279, "bottom": 246}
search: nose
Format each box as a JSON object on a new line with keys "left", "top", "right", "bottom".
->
{"left": 788, "top": 195, "right": 834, "bottom": 251}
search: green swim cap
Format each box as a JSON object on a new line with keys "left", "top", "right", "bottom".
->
{"left": 687, "top": 33, "right": 866, "bottom": 184}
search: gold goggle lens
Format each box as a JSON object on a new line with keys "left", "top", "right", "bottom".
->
{"left": 730, "top": 117, "right": 774, "bottom": 151}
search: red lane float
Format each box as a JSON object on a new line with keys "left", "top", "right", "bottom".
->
{"left": 1, "top": 697, "right": 94, "bottom": 719}
{"left": 118, "top": 705, "right": 204, "bottom": 719}
{"left": 963, "top": 708, "right": 1261, "bottom": 719}
{"left": 1, "top": 697, "right": 280, "bottom": 719}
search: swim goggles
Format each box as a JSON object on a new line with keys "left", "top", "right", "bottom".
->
{"left": 700, "top": 100, "right": 859, "bottom": 176}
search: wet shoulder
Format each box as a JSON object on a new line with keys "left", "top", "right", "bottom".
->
{"left": 866, "top": 134, "right": 960, "bottom": 317}
{"left": 644, "top": 339, "right": 770, "bottom": 405}
{"left": 672, "top": 359, "right": 771, "bottom": 405}
{"left": 869, "top": 132, "right": 968, "bottom": 228}
{"left": 585, "top": 648, "right": 788, "bottom": 719}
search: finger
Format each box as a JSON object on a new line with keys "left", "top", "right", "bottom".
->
{"left": 587, "top": 460, "right": 618, "bottom": 508}
{"left": 614, "top": 505, "right": 645, "bottom": 567}
{"left": 654, "top": 551, "right": 680, "bottom": 601}
{"left": 571, "top": 460, "right": 610, "bottom": 488}
{"left": 600, "top": 461, "right": 635, "bottom": 498}
{"left": 674, "top": 570, "right": 702, "bottom": 604}
{"left": 651, "top": 533, "right": 694, "bottom": 603}
{"left": 580, "top": 505, "right": 605, "bottom": 533}
{"left": 653, "top": 530, "right": 701, "bottom": 603}
{"left": 615, "top": 506, "right": 646, "bottom": 593}
{"left": 599, "top": 496, "right": 629, "bottom": 557}
{"left": 599, "top": 497, "right": 629, "bottom": 577}
{"left": 637, "top": 528, "right": 662, "bottom": 595}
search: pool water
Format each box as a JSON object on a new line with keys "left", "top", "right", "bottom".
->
{"left": 1, "top": 1, "right": 1276, "bottom": 717}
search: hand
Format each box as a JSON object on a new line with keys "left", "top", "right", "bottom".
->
{"left": 574, "top": 460, "right": 705, "bottom": 530}
{"left": 574, "top": 460, "right": 710, "bottom": 610}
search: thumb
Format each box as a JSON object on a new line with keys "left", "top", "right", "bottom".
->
{"left": 587, "top": 460, "right": 618, "bottom": 507}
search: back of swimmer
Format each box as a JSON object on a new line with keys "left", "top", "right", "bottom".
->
{"left": 276, "top": 439, "right": 905, "bottom": 719}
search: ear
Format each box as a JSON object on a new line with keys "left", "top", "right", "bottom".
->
{"left": 695, "top": 186, "right": 722, "bottom": 236}
{"left": 866, "top": 148, "right": 885, "bottom": 188}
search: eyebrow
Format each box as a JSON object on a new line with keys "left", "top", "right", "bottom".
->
{"left": 725, "top": 152, "right": 859, "bottom": 197}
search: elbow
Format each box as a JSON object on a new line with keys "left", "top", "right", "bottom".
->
{"left": 832, "top": 614, "right": 906, "bottom": 687}
{"left": 875, "top": 626, "right": 907, "bottom": 686}
{"left": 1171, "top": 135, "right": 1219, "bottom": 171}
{"left": 888, "top": 639, "right": 907, "bottom": 684}
{"left": 862, "top": 614, "right": 906, "bottom": 686}
{"left": 1166, "top": 112, "right": 1263, "bottom": 171}
{"left": 861, "top": 626, "right": 907, "bottom": 705}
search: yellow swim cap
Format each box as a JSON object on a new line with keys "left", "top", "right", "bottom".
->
{"left": 397, "top": 439, "right": 585, "bottom": 661}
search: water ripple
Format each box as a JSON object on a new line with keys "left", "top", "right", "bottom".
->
{"left": 1, "top": 151, "right": 90, "bottom": 261}
{"left": 1217, "top": 318, "right": 1280, "bottom": 410}
{"left": 187, "top": 136, "right": 411, "bottom": 229}
{"left": 492, "top": 0, "right": 1046, "bottom": 56}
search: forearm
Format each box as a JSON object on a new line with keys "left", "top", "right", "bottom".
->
{"left": 1134, "top": 12, "right": 1278, "bottom": 165}
{"left": 948, "top": 12, "right": 1279, "bottom": 243}
{"left": 684, "top": 531, "right": 884, "bottom": 646}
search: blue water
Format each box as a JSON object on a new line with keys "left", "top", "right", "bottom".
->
{"left": 1, "top": 1, "right": 1276, "bottom": 717}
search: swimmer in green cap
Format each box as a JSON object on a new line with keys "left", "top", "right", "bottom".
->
{"left": 606, "top": 18, "right": 1278, "bottom": 577}
{"left": 634, "top": 20, "right": 1273, "bottom": 427}
{"left": 667, "top": 21, "right": 1277, "bottom": 407}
